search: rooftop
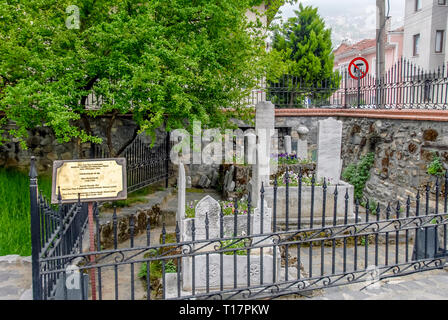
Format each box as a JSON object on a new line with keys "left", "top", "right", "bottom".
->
{"left": 333, "top": 39, "right": 376, "bottom": 56}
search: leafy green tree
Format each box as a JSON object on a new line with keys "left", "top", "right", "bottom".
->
{"left": 0, "top": 0, "right": 285, "bottom": 155}
{"left": 269, "top": 3, "right": 339, "bottom": 108}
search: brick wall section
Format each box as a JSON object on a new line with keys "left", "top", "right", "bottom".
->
{"left": 276, "top": 109, "right": 448, "bottom": 211}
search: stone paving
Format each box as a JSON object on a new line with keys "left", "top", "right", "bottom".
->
{"left": 278, "top": 268, "right": 448, "bottom": 300}
{"left": 277, "top": 242, "right": 448, "bottom": 300}
{"left": 0, "top": 255, "right": 32, "bottom": 300}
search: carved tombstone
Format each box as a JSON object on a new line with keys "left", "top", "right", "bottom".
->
{"left": 316, "top": 118, "right": 343, "bottom": 184}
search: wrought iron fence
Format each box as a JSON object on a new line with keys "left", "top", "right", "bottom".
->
{"left": 249, "top": 58, "right": 448, "bottom": 110}
{"left": 29, "top": 157, "right": 89, "bottom": 300}
{"left": 31, "top": 165, "right": 448, "bottom": 300}
{"left": 92, "top": 133, "right": 174, "bottom": 193}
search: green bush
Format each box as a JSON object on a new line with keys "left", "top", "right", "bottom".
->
{"left": 342, "top": 152, "right": 375, "bottom": 200}
{"left": 138, "top": 248, "right": 177, "bottom": 298}
{"left": 221, "top": 239, "right": 247, "bottom": 256}
{"left": 361, "top": 199, "right": 378, "bottom": 213}
{"left": 427, "top": 154, "right": 446, "bottom": 177}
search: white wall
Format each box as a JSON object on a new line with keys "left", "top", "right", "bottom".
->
{"left": 403, "top": 0, "right": 448, "bottom": 72}
{"left": 246, "top": 2, "right": 268, "bottom": 28}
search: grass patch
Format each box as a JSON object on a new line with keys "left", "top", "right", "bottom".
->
{"left": 0, "top": 167, "right": 52, "bottom": 256}
{"left": 102, "top": 185, "right": 166, "bottom": 209}
{"left": 139, "top": 236, "right": 178, "bottom": 298}
{"left": 186, "top": 188, "right": 205, "bottom": 193}
{"left": 222, "top": 239, "right": 247, "bottom": 256}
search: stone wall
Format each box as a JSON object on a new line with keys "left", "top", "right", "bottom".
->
{"left": 0, "top": 117, "right": 165, "bottom": 173}
{"left": 276, "top": 115, "right": 448, "bottom": 210}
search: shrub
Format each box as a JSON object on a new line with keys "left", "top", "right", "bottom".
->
{"left": 427, "top": 154, "right": 446, "bottom": 177}
{"left": 221, "top": 239, "right": 247, "bottom": 256}
{"left": 361, "top": 199, "right": 378, "bottom": 213}
{"left": 342, "top": 152, "right": 375, "bottom": 200}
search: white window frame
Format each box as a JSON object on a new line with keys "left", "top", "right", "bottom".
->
{"left": 413, "top": 34, "right": 420, "bottom": 56}
{"left": 415, "top": 0, "right": 422, "bottom": 11}
{"left": 436, "top": 30, "right": 444, "bottom": 53}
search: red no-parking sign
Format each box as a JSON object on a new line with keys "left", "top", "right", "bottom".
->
{"left": 348, "top": 57, "right": 369, "bottom": 80}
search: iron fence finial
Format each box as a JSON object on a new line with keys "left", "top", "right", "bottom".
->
{"left": 29, "top": 156, "right": 38, "bottom": 179}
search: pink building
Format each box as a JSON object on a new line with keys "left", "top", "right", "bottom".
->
{"left": 333, "top": 26, "right": 404, "bottom": 77}
{"left": 329, "top": 25, "right": 404, "bottom": 107}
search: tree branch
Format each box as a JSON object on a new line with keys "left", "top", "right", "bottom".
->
{"left": 106, "top": 110, "right": 118, "bottom": 156}
{"left": 115, "top": 125, "right": 139, "bottom": 157}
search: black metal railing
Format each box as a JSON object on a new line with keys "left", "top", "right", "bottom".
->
{"left": 249, "top": 58, "right": 448, "bottom": 110}
{"left": 92, "top": 133, "right": 174, "bottom": 193}
{"left": 29, "top": 157, "right": 89, "bottom": 300}
{"left": 31, "top": 166, "right": 448, "bottom": 300}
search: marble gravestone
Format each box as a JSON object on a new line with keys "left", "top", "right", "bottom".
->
{"left": 252, "top": 101, "right": 275, "bottom": 208}
{"left": 180, "top": 194, "right": 279, "bottom": 292}
{"left": 177, "top": 163, "right": 186, "bottom": 222}
{"left": 244, "top": 132, "right": 257, "bottom": 165}
{"left": 296, "top": 126, "right": 309, "bottom": 160}
{"left": 316, "top": 118, "right": 343, "bottom": 184}
{"left": 284, "top": 135, "right": 292, "bottom": 155}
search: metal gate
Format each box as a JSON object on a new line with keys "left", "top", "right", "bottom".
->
{"left": 91, "top": 133, "right": 173, "bottom": 193}
{"left": 31, "top": 165, "right": 448, "bottom": 300}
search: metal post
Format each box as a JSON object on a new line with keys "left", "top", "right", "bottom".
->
{"left": 344, "top": 71, "right": 348, "bottom": 108}
{"left": 357, "top": 76, "right": 361, "bottom": 108}
{"left": 29, "top": 156, "right": 42, "bottom": 300}
{"left": 88, "top": 202, "right": 97, "bottom": 300}
{"left": 165, "top": 130, "right": 170, "bottom": 188}
{"left": 90, "top": 143, "right": 95, "bottom": 159}
{"left": 376, "top": 0, "right": 386, "bottom": 108}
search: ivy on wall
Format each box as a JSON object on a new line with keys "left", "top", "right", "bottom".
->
{"left": 342, "top": 152, "right": 375, "bottom": 200}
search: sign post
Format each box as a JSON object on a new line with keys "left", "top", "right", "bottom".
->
{"left": 348, "top": 57, "right": 369, "bottom": 108}
{"left": 52, "top": 158, "right": 127, "bottom": 300}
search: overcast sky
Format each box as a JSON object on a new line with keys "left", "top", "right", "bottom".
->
{"left": 277, "top": 0, "right": 405, "bottom": 48}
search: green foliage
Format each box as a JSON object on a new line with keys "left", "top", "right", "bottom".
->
{"left": 0, "top": 167, "right": 52, "bottom": 256}
{"left": 268, "top": 3, "right": 339, "bottom": 107}
{"left": 185, "top": 199, "right": 253, "bottom": 218}
{"left": 427, "top": 154, "right": 446, "bottom": 177}
{"left": 102, "top": 185, "right": 165, "bottom": 208}
{"left": 273, "top": 152, "right": 313, "bottom": 165}
{"left": 185, "top": 188, "right": 206, "bottom": 194}
{"left": 342, "top": 152, "right": 375, "bottom": 200}
{"left": 0, "top": 0, "right": 278, "bottom": 148}
{"left": 222, "top": 239, "right": 247, "bottom": 256}
{"left": 102, "top": 197, "right": 145, "bottom": 209}
{"left": 138, "top": 256, "right": 177, "bottom": 281}
{"left": 273, "top": 171, "right": 327, "bottom": 187}
{"left": 361, "top": 199, "right": 378, "bottom": 213}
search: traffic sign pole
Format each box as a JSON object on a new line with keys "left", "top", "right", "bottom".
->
{"left": 348, "top": 57, "right": 369, "bottom": 108}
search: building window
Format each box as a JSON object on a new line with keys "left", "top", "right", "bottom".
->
{"left": 438, "top": 0, "right": 447, "bottom": 5}
{"left": 415, "top": 0, "right": 422, "bottom": 11}
{"left": 413, "top": 34, "right": 420, "bottom": 56}
{"left": 436, "top": 30, "right": 444, "bottom": 53}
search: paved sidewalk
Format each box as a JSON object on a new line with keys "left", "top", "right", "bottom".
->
{"left": 0, "top": 255, "right": 32, "bottom": 300}
{"left": 279, "top": 268, "right": 448, "bottom": 300}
